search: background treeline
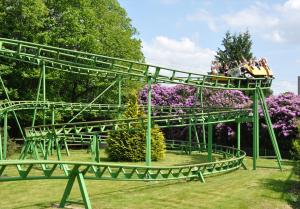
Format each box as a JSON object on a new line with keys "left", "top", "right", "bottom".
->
{"left": 0, "top": 0, "right": 144, "bottom": 133}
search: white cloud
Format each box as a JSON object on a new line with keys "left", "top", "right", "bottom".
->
{"left": 142, "top": 36, "right": 215, "bottom": 74}
{"left": 221, "top": 6, "right": 279, "bottom": 29}
{"left": 186, "top": 9, "right": 218, "bottom": 32}
{"left": 272, "top": 80, "right": 297, "bottom": 95}
{"left": 282, "top": 0, "right": 300, "bottom": 10}
{"left": 187, "top": 0, "right": 300, "bottom": 44}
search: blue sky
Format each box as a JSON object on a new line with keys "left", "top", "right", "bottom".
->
{"left": 119, "top": 0, "right": 300, "bottom": 94}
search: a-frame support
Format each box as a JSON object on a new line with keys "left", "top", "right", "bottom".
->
{"left": 257, "top": 87, "right": 282, "bottom": 170}
{"left": 59, "top": 168, "right": 92, "bottom": 209}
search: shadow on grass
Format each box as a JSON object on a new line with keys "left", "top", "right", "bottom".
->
{"left": 262, "top": 161, "right": 300, "bottom": 209}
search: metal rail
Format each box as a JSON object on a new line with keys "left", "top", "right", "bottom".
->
{"left": 0, "top": 38, "right": 282, "bottom": 209}
{"left": 0, "top": 38, "right": 272, "bottom": 90}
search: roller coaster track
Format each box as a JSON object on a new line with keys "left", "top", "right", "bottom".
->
{"left": 0, "top": 38, "right": 281, "bottom": 209}
{"left": 0, "top": 38, "right": 272, "bottom": 90}
{"left": 25, "top": 109, "right": 251, "bottom": 139}
{"left": 0, "top": 142, "right": 245, "bottom": 182}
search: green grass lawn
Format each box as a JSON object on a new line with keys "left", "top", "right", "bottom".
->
{"left": 1, "top": 150, "right": 299, "bottom": 209}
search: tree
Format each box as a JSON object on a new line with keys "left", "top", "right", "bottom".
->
{"left": 106, "top": 93, "right": 166, "bottom": 162}
{"left": 215, "top": 31, "right": 253, "bottom": 67}
{"left": 0, "top": 0, "right": 144, "bottom": 130}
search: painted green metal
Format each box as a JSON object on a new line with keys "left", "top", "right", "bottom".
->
{"left": 207, "top": 124, "right": 212, "bottom": 162}
{"left": 0, "top": 129, "right": 2, "bottom": 160}
{"left": 146, "top": 76, "right": 152, "bottom": 166}
{"left": 3, "top": 112, "right": 7, "bottom": 159}
{"left": 42, "top": 61, "right": 46, "bottom": 126}
{"left": 252, "top": 89, "right": 258, "bottom": 170}
{"left": 188, "top": 118, "right": 192, "bottom": 155}
{"left": 0, "top": 76, "right": 25, "bottom": 139}
{"left": 0, "top": 143, "right": 245, "bottom": 182}
{"left": 257, "top": 87, "right": 282, "bottom": 170}
{"left": 237, "top": 121, "right": 241, "bottom": 157}
{"left": 118, "top": 78, "right": 122, "bottom": 107}
{"left": 0, "top": 38, "right": 283, "bottom": 208}
{"left": 32, "top": 66, "right": 44, "bottom": 127}
{"left": 67, "top": 78, "right": 121, "bottom": 124}
{"left": 0, "top": 38, "right": 273, "bottom": 90}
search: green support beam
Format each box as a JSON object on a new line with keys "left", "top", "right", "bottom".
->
{"left": 67, "top": 78, "right": 121, "bottom": 124}
{"left": 0, "top": 76, "right": 25, "bottom": 139}
{"left": 3, "top": 112, "right": 7, "bottom": 159}
{"left": 237, "top": 121, "right": 241, "bottom": 157}
{"left": 257, "top": 87, "right": 282, "bottom": 170}
{"left": 0, "top": 128, "right": 2, "bottom": 160}
{"left": 118, "top": 78, "right": 122, "bottom": 107}
{"left": 32, "top": 65, "right": 44, "bottom": 127}
{"left": 146, "top": 76, "right": 152, "bottom": 166}
{"left": 252, "top": 89, "right": 259, "bottom": 170}
{"left": 188, "top": 117, "right": 192, "bottom": 155}
{"left": 42, "top": 61, "right": 46, "bottom": 126}
{"left": 207, "top": 123, "right": 213, "bottom": 162}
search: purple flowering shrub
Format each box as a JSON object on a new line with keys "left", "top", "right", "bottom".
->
{"left": 260, "top": 92, "right": 300, "bottom": 139}
{"left": 139, "top": 84, "right": 196, "bottom": 107}
{"left": 139, "top": 85, "right": 300, "bottom": 155}
{"left": 139, "top": 84, "right": 251, "bottom": 109}
{"left": 202, "top": 89, "right": 251, "bottom": 108}
{"left": 139, "top": 84, "right": 251, "bottom": 142}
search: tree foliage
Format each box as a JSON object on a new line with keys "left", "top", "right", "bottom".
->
{"left": 106, "top": 93, "right": 166, "bottom": 162}
{"left": 0, "top": 0, "right": 144, "bottom": 130}
{"left": 215, "top": 31, "right": 253, "bottom": 66}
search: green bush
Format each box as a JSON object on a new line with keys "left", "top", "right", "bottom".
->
{"left": 1, "top": 127, "right": 18, "bottom": 158}
{"left": 6, "top": 139, "right": 18, "bottom": 157}
{"left": 291, "top": 122, "right": 300, "bottom": 160}
{"left": 291, "top": 139, "right": 300, "bottom": 160}
{"left": 106, "top": 94, "right": 166, "bottom": 162}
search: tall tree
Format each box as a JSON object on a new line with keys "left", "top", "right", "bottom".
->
{"left": 0, "top": 0, "right": 143, "bottom": 101}
{"left": 215, "top": 31, "right": 253, "bottom": 66}
{"left": 0, "top": 0, "right": 144, "bottom": 131}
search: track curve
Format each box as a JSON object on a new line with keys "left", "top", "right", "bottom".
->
{"left": 0, "top": 37, "right": 279, "bottom": 208}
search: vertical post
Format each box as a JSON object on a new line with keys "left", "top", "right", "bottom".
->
{"left": 237, "top": 121, "right": 241, "bottom": 157}
{"left": 3, "top": 112, "right": 7, "bottom": 160}
{"left": 146, "top": 76, "right": 152, "bottom": 166}
{"left": 188, "top": 117, "right": 192, "bottom": 154}
{"left": 0, "top": 127, "right": 2, "bottom": 160}
{"left": 95, "top": 135, "right": 100, "bottom": 163}
{"left": 118, "top": 78, "right": 122, "bottom": 107}
{"left": 51, "top": 107, "right": 55, "bottom": 125}
{"left": 253, "top": 89, "right": 259, "bottom": 170}
{"left": 207, "top": 123, "right": 212, "bottom": 162}
{"left": 199, "top": 87, "right": 206, "bottom": 148}
{"left": 32, "top": 65, "right": 43, "bottom": 127}
{"left": 42, "top": 61, "right": 46, "bottom": 126}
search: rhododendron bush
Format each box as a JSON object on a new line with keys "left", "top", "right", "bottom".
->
{"left": 260, "top": 92, "right": 300, "bottom": 139}
{"left": 139, "top": 84, "right": 300, "bottom": 154}
{"left": 139, "top": 84, "right": 251, "bottom": 108}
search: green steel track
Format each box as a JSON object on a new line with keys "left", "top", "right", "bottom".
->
{"left": 0, "top": 38, "right": 272, "bottom": 90}
{"left": 0, "top": 38, "right": 282, "bottom": 209}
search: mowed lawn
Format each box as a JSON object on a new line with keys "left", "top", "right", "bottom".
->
{"left": 0, "top": 150, "right": 299, "bottom": 209}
